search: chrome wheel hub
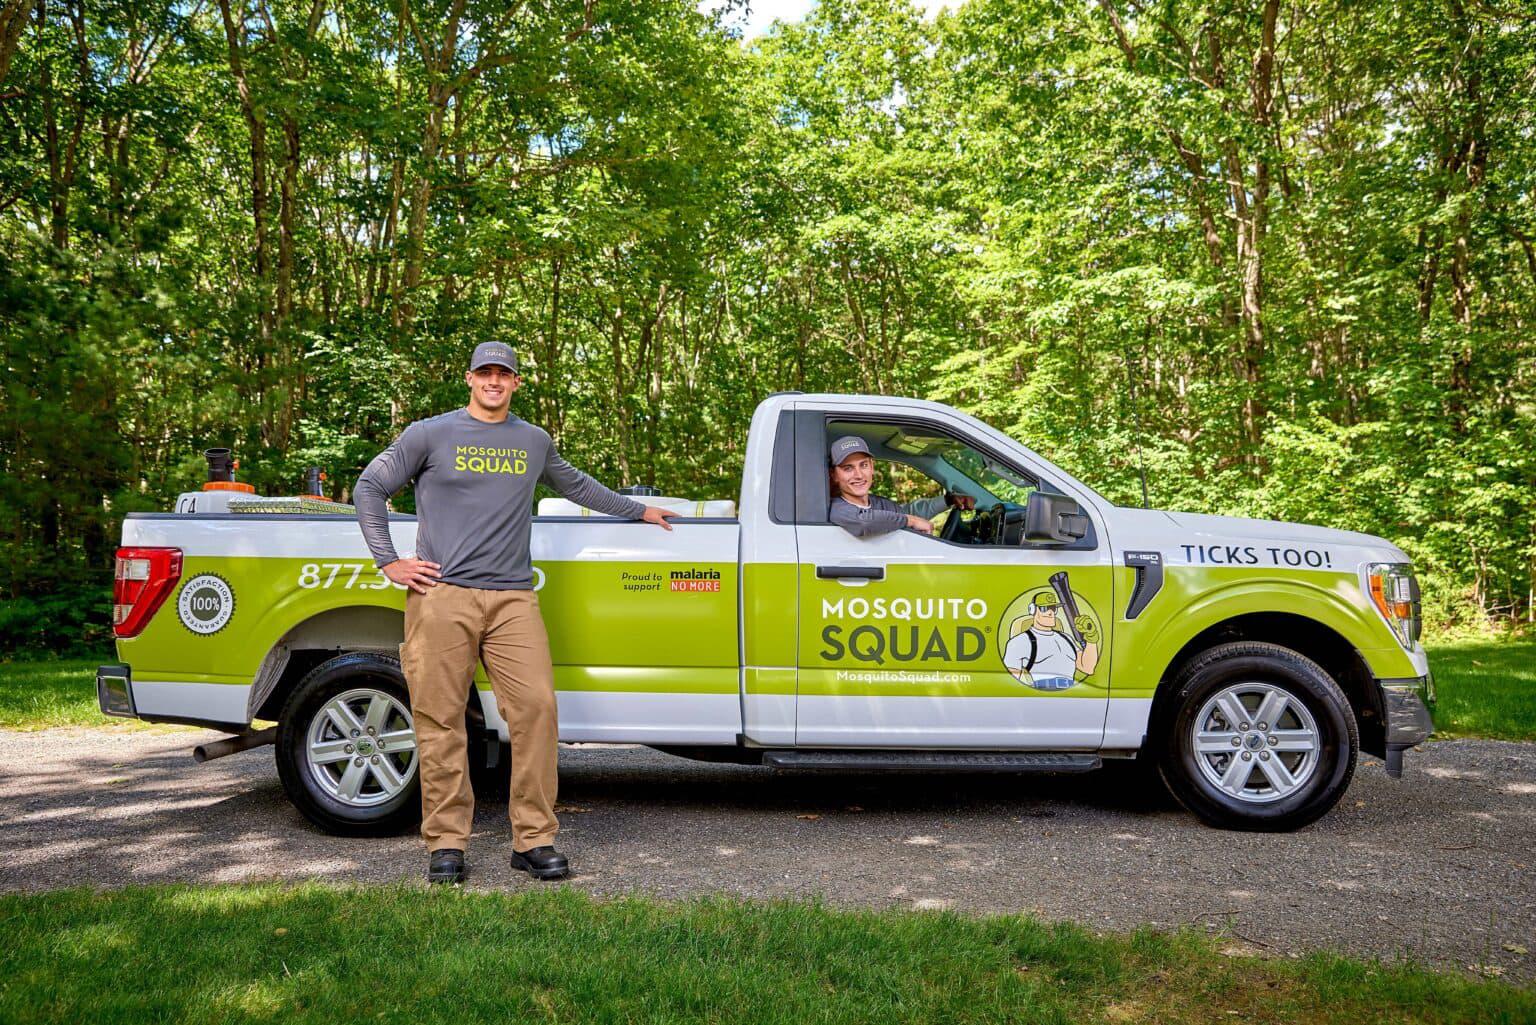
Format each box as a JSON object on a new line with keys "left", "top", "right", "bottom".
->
{"left": 305, "top": 687, "right": 418, "bottom": 807}
{"left": 1192, "top": 682, "right": 1320, "bottom": 804}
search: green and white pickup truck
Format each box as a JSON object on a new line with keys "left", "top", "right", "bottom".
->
{"left": 98, "top": 392, "right": 1434, "bottom": 834}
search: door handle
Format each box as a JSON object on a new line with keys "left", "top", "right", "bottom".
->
{"left": 816, "top": 565, "right": 885, "bottom": 580}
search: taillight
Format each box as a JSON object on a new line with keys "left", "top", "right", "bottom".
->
{"left": 114, "top": 547, "right": 183, "bottom": 638}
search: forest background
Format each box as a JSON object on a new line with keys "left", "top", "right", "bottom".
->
{"left": 1, "top": 0, "right": 1532, "bottom": 655}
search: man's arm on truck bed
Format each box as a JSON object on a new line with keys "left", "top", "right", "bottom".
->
{"left": 355, "top": 422, "right": 429, "bottom": 567}
{"left": 539, "top": 441, "right": 647, "bottom": 519}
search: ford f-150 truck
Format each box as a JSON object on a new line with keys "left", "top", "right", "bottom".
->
{"left": 98, "top": 392, "right": 1434, "bottom": 834}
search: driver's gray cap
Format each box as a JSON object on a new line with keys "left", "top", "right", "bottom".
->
{"left": 469, "top": 342, "right": 519, "bottom": 373}
{"left": 829, "top": 435, "right": 873, "bottom": 466}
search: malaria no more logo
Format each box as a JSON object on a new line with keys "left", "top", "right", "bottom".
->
{"left": 177, "top": 573, "right": 235, "bottom": 635}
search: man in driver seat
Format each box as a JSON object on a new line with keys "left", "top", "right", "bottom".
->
{"left": 828, "top": 435, "right": 973, "bottom": 538}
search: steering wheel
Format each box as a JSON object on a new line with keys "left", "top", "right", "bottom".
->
{"left": 938, "top": 503, "right": 964, "bottom": 542}
{"left": 971, "top": 502, "right": 1006, "bottom": 545}
{"left": 938, "top": 501, "right": 1007, "bottom": 545}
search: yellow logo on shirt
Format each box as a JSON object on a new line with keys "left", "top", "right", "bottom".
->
{"left": 453, "top": 445, "right": 529, "bottom": 475}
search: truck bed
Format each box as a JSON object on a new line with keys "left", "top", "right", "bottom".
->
{"left": 117, "top": 512, "right": 744, "bottom": 742}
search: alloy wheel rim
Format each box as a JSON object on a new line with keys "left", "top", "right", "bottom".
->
{"left": 1191, "top": 682, "right": 1320, "bottom": 804}
{"left": 305, "top": 686, "right": 418, "bottom": 807}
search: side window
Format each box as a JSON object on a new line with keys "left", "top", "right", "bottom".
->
{"left": 820, "top": 418, "right": 1044, "bottom": 547}
{"left": 879, "top": 460, "right": 941, "bottom": 506}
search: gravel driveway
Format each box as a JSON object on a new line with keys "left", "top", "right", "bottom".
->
{"left": 3, "top": 729, "right": 1533, "bottom": 978}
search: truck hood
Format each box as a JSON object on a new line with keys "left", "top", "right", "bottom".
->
{"left": 1161, "top": 511, "right": 1409, "bottom": 562}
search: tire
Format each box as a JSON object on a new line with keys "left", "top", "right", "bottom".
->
{"left": 1155, "top": 641, "right": 1357, "bottom": 832}
{"left": 275, "top": 651, "right": 422, "bottom": 837}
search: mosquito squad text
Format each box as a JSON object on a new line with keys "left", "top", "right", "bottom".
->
{"left": 453, "top": 445, "right": 529, "bottom": 475}
{"left": 818, "top": 595, "right": 989, "bottom": 666}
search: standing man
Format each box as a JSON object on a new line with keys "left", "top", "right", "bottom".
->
{"left": 354, "top": 342, "right": 677, "bottom": 884}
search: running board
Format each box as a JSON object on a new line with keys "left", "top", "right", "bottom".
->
{"left": 762, "top": 750, "right": 1101, "bottom": 774}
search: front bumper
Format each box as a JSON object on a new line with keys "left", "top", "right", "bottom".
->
{"left": 97, "top": 663, "right": 136, "bottom": 718}
{"left": 1377, "top": 671, "right": 1435, "bottom": 778}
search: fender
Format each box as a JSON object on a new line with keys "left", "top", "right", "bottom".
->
{"left": 244, "top": 580, "right": 404, "bottom": 671}
{"left": 1110, "top": 571, "right": 1419, "bottom": 699}
{"left": 246, "top": 602, "right": 407, "bottom": 719}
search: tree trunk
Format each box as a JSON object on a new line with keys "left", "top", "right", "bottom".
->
{"left": 1236, "top": 0, "right": 1279, "bottom": 453}
{"left": 0, "top": 0, "right": 28, "bottom": 87}
{"left": 217, "top": 0, "right": 273, "bottom": 354}
{"left": 609, "top": 302, "right": 631, "bottom": 483}
{"left": 1416, "top": 225, "right": 1441, "bottom": 323}
{"left": 1444, "top": 0, "right": 1486, "bottom": 432}
{"left": 37, "top": 0, "right": 87, "bottom": 249}
{"left": 274, "top": 115, "right": 301, "bottom": 448}
{"left": 401, "top": 0, "right": 466, "bottom": 323}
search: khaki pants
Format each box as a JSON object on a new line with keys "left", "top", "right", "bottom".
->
{"left": 400, "top": 583, "right": 558, "bottom": 852}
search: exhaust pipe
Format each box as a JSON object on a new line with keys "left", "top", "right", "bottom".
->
{"left": 193, "top": 726, "right": 277, "bottom": 763}
{"left": 204, "top": 448, "right": 235, "bottom": 483}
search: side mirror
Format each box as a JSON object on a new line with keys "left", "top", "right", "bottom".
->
{"left": 1024, "top": 491, "right": 1089, "bottom": 543}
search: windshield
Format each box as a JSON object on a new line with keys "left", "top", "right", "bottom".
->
{"left": 827, "top": 420, "right": 1050, "bottom": 508}
{"left": 938, "top": 442, "right": 1038, "bottom": 505}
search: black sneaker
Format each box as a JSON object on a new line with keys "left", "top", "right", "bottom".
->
{"left": 427, "top": 848, "right": 466, "bottom": 885}
{"left": 510, "top": 845, "right": 570, "bottom": 880}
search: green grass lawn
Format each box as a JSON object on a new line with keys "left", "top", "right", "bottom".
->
{"left": 0, "top": 656, "right": 195, "bottom": 732}
{"left": 1422, "top": 637, "right": 1536, "bottom": 742}
{"left": 0, "top": 884, "right": 1528, "bottom": 1024}
{"left": 0, "top": 657, "right": 121, "bottom": 730}
{"left": 0, "top": 638, "right": 1532, "bottom": 737}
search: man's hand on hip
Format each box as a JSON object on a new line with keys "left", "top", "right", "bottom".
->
{"left": 641, "top": 506, "right": 681, "bottom": 530}
{"left": 383, "top": 558, "right": 442, "bottom": 593}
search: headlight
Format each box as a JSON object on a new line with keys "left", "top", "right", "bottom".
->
{"left": 1366, "top": 563, "right": 1421, "bottom": 649}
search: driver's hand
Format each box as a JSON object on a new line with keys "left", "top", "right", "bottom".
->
{"left": 905, "top": 514, "right": 935, "bottom": 535}
{"left": 946, "top": 493, "right": 976, "bottom": 511}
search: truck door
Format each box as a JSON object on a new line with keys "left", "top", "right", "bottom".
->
{"left": 792, "top": 405, "right": 1113, "bottom": 749}
{"left": 735, "top": 403, "right": 811, "bottom": 747}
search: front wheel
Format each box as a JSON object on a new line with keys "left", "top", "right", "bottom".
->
{"left": 1156, "top": 642, "right": 1357, "bottom": 832}
{"left": 275, "top": 652, "right": 422, "bottom": 836}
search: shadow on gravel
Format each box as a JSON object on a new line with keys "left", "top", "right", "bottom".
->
{"left": 555, "top": 752, "right": 1179, "bottom": 818}
{"left": 2, "top": 732, "right": 1535, "bottom": 978}
{"left": 0, "top": 738, "right": 1173, "bottom": 879}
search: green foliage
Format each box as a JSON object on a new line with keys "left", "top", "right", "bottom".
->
{"left": 2, "top": 0, "right": 1533, "bottom": 654}
{"left": 0, "top": 590, "right": 113, "bottom": 658}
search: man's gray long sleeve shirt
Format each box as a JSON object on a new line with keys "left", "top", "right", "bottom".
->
{"left": 354, "top": 408, "right": 646, "bottom": 589}
{"left": 829, "top": 494, "right": 948, "bottom": 538}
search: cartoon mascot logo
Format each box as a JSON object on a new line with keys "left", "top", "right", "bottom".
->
{"left": 997, "top": 571, "right": 1101, "bottom": 691}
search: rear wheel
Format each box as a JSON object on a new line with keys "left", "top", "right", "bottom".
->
{"left": 1157, "top": 642, "right": 1357, "bottom": 832}
{"left": 275, "top": 652, "right": 421, "bottom": 836}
